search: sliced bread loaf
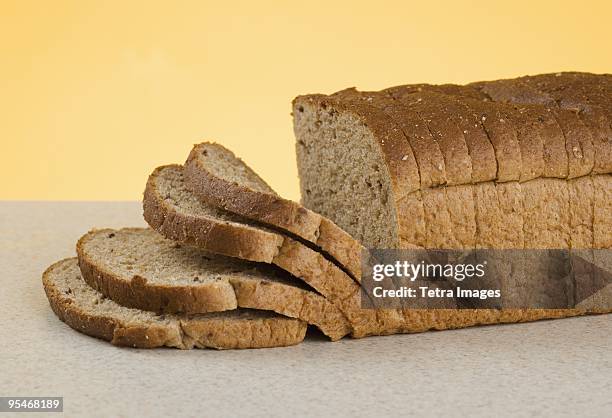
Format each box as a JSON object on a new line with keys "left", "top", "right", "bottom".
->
{"left": 77, "top": 228, "right": 351, "bottom": 340}
{"left": 293, "top": 74, "right": 612, "bottom": 250}
{"left": 143, "top": 164, "right": 393, "bottom": 337}
{"left": 293, "top": 80, "right": 612, "bottom": 334}
{"left": 43, "top": 258, "right": 307, "bottom": 349}
{"left": 183, "top": 142, "right": 364, "bottom": 280}
{"left": 469, "top": 78, "right": 595, "bottom": 179}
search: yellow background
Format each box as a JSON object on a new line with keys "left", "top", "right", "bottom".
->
{"left": 2, "top": 0, "right": 610, "bottom": 200}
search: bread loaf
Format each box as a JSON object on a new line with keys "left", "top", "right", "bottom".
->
{"left": 293, "top": 72, "right": 611, "bottom": 250}
{"left": 293, "top": 72, "right": 611, "bottom": 332}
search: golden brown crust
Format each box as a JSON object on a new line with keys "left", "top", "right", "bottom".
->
{"left": 427, "top": 97, "right": 476, "bottom": 184}
{"left": 427, "top": 84, "right": 543, "bottom": 183}
{"left": 185, "top": 143, "right": 322, "bottom": 241}
{"left": 470, "top": 78, "right": 583, "bottom": 180}
{"left": 333, "top": 88, "right": 446, "bottom": 189}
{"left": 184, "top": 143, "right": 364, "bottom": 280}
{"left": 143, "top": 165, "right": 285, "bottom": 263}
{"left": 293, "top": 94, "right": 421, "bottom": 197}
{"left": 458, "top": 97, "right": 523, "bottom": 182}
{"left": 491, "top": 73, "right": 611, "bottom": 175}
{"left": 386, "top": 87, "right": 498, "bottom": 184}
{"left": 314, "top": 73, "right": 610, "bottom": 192}
{"left": 555, "top": 108, "right": 596, "bottom": 178}
{"left": 43, "top": 259, "right": 307, "bottom": 349}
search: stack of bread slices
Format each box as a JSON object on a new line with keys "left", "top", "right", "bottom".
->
{"left": 43, "top": 142, "right": 380, "bottom": 349}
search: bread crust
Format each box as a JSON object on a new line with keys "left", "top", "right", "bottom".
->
{"left": 144, "top": 165, "right": 388, "bottom": 336}
{"left": 76, "top": 228, "right": 351, "bottom": 341}
{"left": 144, "top": 165, "right": 285, "bottom": 263}
{"left": 553, "top": 108, "right": 595, "bottom": 178}
{"left": 457, "top": 97, "right": 524, "bottom": 182}
{"left": 471, "top": 78, "right": 577, "bottom": 180}
{"left": 387, "top": 87, "right": 497, "bottom": 184}
{"left": 77, "top": 228, "right": 239, "bottom": 314}
{"left": 333, "top": 88, "right": 446, "bottom": 189}
{"left": 184, "top": 143, "right": 364, "bottom": 280}
{"left": 515, "top": 73, "right": 611, "bottom": 175}
{"left": 43, "top": 258, "right": 307, "bottom": 349}
{"left": 296, "top": 73, "right": 610, "bottom": 192}
{"left": 293, "top": 94, "right": 421, "bottom": 198}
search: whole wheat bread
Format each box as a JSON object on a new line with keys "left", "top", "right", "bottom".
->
{"left": 77, "top": 228, "right": 350, "bottom": 340}
{"left": 182, "top": 144, "right": 492, "bottom": 335}
{"left": 183, "top": 142, "right": 364, "bottom": 279}
{"left": 142, "top": 164, "right": 400, "bottom": 337}
{"left": 43, "top": 258, "right": 307, "bottom": 349}
{"left": 293, "top": 72, "right": 612, "bottom": 332}
{"left": 293, "top": 73, "right": 611, "bottom": 250}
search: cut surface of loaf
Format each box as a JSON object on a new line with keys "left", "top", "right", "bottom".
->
{"left": 42, "top": 258, "right": 307, "bottom": 349}
{"left": 183, "top": 142, "right": 364, "bottom": 279}
{"left": 77, "top": 228, "right": 351, "bottom": 340}
{"left": 293, "top": 96, "right": 402, "bottom": 249}
{"left": 143, "top": 164, "right": 393, "bottom": 337}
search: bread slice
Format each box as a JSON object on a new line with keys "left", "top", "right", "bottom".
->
{"left": 471, "top": 80, "right": 594, "bottom": 179}
{"left": 518, "top": 73, "right": 611, "bottom": 175}
{"left": 143, "top": 164, "right": 390, "bottom": 337}
{"left": 184, "top": 142, "right": 364, "bottom": 280}
{"left": 42, "top": 258, "right": 307, "bottom": 349}
{"left": 386, "top": 88, "right": 497, "bottom": 184}
{"left": 77, "top": 228, "right": 351, "bottom": 340}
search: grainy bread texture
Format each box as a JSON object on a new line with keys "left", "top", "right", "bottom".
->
{"left": 77, "top": 228, "right": 350, "bottom": 340}
{"left": 293, "top": 95, "right": 406, "bottom": 249}
{"left": 293, "top": 72, "right": 612, "bottom": 334}
{"left": 183, "top": 142, "right": 364, "bottom": 279}
{"left": 143, "top": 164, "right": 392, "bottom": 337}
{"left": 42, "top": 258, "right": 307, "bottom": 349}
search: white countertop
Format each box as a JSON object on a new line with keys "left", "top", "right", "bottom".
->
{"left": 1, "top": 201, "right": 610, "bottom": 418}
